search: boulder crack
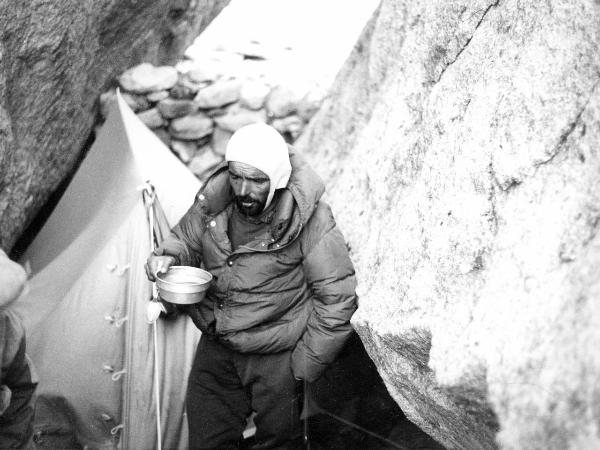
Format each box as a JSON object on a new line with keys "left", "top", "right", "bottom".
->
{"left": 535, "top": 77, "right": 600, "bottom": 168}
{"left": 436, "top": 0, "right": 500, "bottom": 83}
{"left": 486, "top": 162, "right": 500, "bottom": 235}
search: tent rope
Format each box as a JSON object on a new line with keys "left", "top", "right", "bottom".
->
{"left": 141, "top": 181, "right": 163, "bottom": 450}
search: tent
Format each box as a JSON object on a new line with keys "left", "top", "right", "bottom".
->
{"left": 15, "top": 93, "right": 201, "bottom": 449}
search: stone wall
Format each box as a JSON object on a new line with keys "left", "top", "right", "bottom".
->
{"left": 0, "top": 0, "right": 229, "bottom": 252}
{"left": 99, "top": 50, "right": 324, "bottom": 180}
{"left": 297, "top": 1, "right": 600, "bottom": 449}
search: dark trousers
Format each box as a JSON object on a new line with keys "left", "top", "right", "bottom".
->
{"left": 187, "top": 335, "right": 303, "bottom": 450}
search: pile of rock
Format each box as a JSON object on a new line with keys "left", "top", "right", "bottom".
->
{"left": 99, "top": 54, "right": 326, "bottom": 181}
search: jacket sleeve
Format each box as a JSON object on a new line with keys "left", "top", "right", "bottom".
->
{"left": 291, "top": 209, "right": 358, "bottom": 382}
{"left": 153, "top": 195, "right": 205, "bottom": 267}
{"left": 0, "top": 312, "right": 38, "bottom": 449}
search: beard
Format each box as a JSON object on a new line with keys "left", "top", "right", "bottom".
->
{"left": 235, "top": 194, "right": 265, "bottom": 217}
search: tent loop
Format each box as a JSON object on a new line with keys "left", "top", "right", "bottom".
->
{"left": 114, "top": 316, "right": 129, "bottom": 327}
{"left": 115, "top": 264, "right": 131, "bottom": 276}
{"left": 110, "top": 424, "right": 124, "bottom": 436}
{"left": 139, "top": 182, "right": 157, "bottom": 210}
{"left": 104, "top": 314, "right": 129, "bottom": 327}
{"left": 111, "top": 369, "right": 127, "bottom": 382}
{"left": 106, "top": 263, "right": 131, "bottom": 276}
{"left": 102, "top": 364, "right": 126, "bottom": 381}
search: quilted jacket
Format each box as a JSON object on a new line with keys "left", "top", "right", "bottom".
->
{"left": 155, "top": 149, "right": 358, "bottom": 381}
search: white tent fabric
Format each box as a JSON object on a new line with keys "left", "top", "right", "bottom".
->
{"left": 15, "top": 93, "right": 201, "bottom": 449}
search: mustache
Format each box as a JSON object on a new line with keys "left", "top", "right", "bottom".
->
{"left": 235, "top": 195, "right": 258, "bottom": 204}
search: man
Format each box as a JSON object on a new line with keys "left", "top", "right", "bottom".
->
{"left": 0, "top": 249, "right": 37, "bottom": 448}
{"left": 146, "top": 123, "right": 358, "bottom": 449}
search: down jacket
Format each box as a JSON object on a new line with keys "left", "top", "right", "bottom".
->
{"left": 155, "top": 149, "right": 358, "bottom": 382}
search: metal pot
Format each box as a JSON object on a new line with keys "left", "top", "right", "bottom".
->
{"left": 156, "top": 266, "right": 212, "bottom": 304}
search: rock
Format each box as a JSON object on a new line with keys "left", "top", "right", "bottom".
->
{"left": 270, "top": 115, "right": 304, "bottom": 140}
{"left": 0, "top": 0, "right": 229, "bottom": 251}
{"left": 157, "top": 98, "right": 197, "bottom": 119}
{"left": 239, "top": 81, "right": 271, "bottom": 110}
{"left": 265, "top": 83, "right": 308, "bottom": 118}
{"left": 205, "top": 106, "right": 229, "bottom": 118}
{"left": 170, "top": 139, "right": 198, "bottom": 164}
{"left": 169, "top": 113, "right": 213, "bottom": 141}
{"left": 211, "top": 127, "right": 233, "bottom": 156}
{"left": 118, "top": 63, "right": 178, "bottom": 94}
{"left": 146, "top": 90, "right": 170, "bottom": 102}
{"left": 153, "top": 128, "right": 171, "bottom": 147}
{"left": 170, "top": 76, "right": 209, "bottom": 100}
{"left": 188, "top": 146, "right": 223, "bottom": 178}
{"left": 122, "top": 92, "right": 151, "bottom": 112}
{"left": 194, "top": 79, "right": 242, "bottom": 108}
{"left": 195, "top": 134, "right": 212, "bottom": 149}
{"left": 100, "top": 90, "right": 150, "bottom": 117}
{"left": 99, "top": 89, "right": 150, "bottom": 116}
{"left": 297, "top": 87, "right": 327, "bottom": 122}
{"left": 99, "top": 90, "right": 117, "bottom": 119}
{"left": 213, "top": 104, "right": 267, "bottom": 132}
{"left": 136, "top": 108, "right": 166, "bottom": 129}
{"left": 297, "top": 1, "right": 600, "bottom": 450}
{"left": 187, "top": 65, "right": 220, "bottom": 84}
{"left": 170, "top": 82, "right": 197, "bottom": 100}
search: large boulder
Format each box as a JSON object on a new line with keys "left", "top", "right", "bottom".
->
{"left": 0, "top": 0, "right": 229, "bottom": 252}
{"left": 297, "top": 1, "right": 600, "bottom": 449}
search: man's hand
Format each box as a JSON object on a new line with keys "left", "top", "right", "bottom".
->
{"left": 145, "top": 255, "right": 176, "bottom": 282}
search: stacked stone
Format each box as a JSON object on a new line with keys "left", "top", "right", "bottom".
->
{"left": 99, "top": 57, "right": 325, "bottom": 181}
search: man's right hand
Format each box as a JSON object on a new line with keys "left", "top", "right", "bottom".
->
{"left": 145, "top": 255, "right": 176, "bottom": 282}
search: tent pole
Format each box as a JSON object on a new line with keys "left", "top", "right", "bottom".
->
{"left": 152, "top": 320, "right": 163, "bottom": 450}
{"left": 143, "top": 184, "right": 163, "bottom": 450}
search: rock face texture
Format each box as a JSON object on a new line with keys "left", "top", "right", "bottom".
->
{"left": 297, "top": 1, "right": 600, "bottom": 449}
{"left": 0, "top": 0, "right": 229, "bottom": 251}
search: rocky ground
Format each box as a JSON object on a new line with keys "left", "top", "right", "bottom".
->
{"left": 99, "top": 57, "right": 325, "bottom": 181}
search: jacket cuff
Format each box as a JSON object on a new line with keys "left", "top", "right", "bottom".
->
{"left": 291, "top": 343, "right": 327, "bottom": 383}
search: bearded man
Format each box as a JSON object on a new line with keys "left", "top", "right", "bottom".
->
{"left": 146, "top": 123, "right": 357, "bottom": 450}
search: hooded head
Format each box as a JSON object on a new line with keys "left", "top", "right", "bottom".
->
{"left": 225, "top": 123, "right": 292, "bottom": 213}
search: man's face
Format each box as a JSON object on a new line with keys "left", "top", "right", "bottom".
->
{"left": 228, "top": 161, "right": 270, "bottom": 217}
